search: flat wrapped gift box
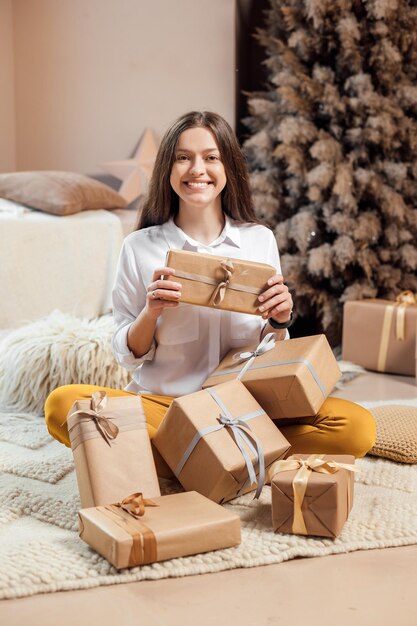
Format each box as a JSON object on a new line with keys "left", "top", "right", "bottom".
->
{"left": 153, "top": 380, "right": 291, "bottom": 503}
{"left": 342, "top": 295, "right": 417, "bottom": 376}
{"left": 78, "top": 491, "right": 241, "bottom": 569}
{"left": 270, "top": 454, "right": 356, "bottom": 538}
{"left": 67, "top": 392, "right": 161, "bottom": 508}
{"left": 164, "top": 248, "right": 275, "bottom": 315}
{"left": 203, "top": 334, "right": 341, "bottom": 419}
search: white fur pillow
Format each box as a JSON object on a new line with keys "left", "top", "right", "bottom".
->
{"left": 0, "top": 311, "right": 130, "bottom": 415}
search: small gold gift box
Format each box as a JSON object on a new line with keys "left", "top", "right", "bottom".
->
{"left": 270, "top": 454, "right": 357, "bottom": 538}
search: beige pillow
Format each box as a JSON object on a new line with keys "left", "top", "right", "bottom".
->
{"left": 0, "top": 171, "right": 127, "bottom": 216}
{"left": 369, "top": 405, "right": 417, "bottom": 464}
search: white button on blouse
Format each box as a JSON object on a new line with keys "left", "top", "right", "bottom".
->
{"left": 111, "top": 216, "right": 285, "bottom": 397}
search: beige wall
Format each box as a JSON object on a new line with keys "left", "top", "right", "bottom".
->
{"left": 8, "top": 0, "right": 235, "bottom": 174}
{"left": 0, "top": 0, "right": 16, "bottom": 171}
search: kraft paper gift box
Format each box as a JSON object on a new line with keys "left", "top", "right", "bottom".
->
{"left": 78, "top": 490, "right": 241, "bottom": 569}
{"left": 153, "top": 379, "right": 291, "bottom": 504}
{"left": 164, "top": 248, "right": 275, "bottom": 315}
{"left": 342, "top": 294, "right": 417, "bottom": 376}
{"left": 202, "top": 334, "right": 341, "bottom": 420}
{"left": 270, "top": 454, "right": 357, "bottom": 538}
{"left": 67, "top": 391, "right": 161, "bottom": 508}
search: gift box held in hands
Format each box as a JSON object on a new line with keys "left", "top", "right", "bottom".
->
{"left": 164, "top": 248, "right": 275, "bottom": 315}
{"left": 342, "top": 293, "right": 417, "bottom": 376}
{"left": 203, "top": 333, "right": 341, "bottom": 419}
{"left": 66, "top": 391, "right": 161, "bottom": 508}
{"left": 153, "top": 380, "right": 290, "bottom": 504}
{"left": 78, "top": 491, "right": 241, "bottom": 569}
{"left": 270, "top": 454, "right": 357, "bottom": 538}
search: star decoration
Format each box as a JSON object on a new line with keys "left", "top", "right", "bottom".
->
{"left": 100, "top": 128, "right": 159, "bottom": 203}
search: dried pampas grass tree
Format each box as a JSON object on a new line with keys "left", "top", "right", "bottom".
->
{"left": 243, "top": 0, "right": 417, "bottom": 345}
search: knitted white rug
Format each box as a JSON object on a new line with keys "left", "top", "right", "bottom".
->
{"left": 1, "top": 400, "right": 417, "bottom": 600}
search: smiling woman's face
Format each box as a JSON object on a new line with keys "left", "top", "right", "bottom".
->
{"left": 169, "top": 126, "right": 227, "bottom": 212}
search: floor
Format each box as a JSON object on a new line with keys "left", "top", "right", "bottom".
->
{"left": 1, "top": 371, "right": 417, "bottom": 625}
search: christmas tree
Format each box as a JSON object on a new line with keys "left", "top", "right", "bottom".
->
{"left": 242, "top": 0, "right": 417, "bottom": 346}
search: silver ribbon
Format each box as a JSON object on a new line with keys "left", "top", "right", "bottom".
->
{"left": 234, "top": 332, "right": 277, "bottom": 380}
{"left": 210, "top": 358, "right": 327, "bottom": 399}
{"left": 174, "top": 388, "right": 266, "bottom": 498}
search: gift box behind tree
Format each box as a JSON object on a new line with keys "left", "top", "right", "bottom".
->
{"left": 203, "top": 334, "right": 341, "bottom": 419}
{"left": 153, "top": 379, "right": 291, "bottom": 503}
{"left": 78, "top": 491, "right": 241, "bottom": 569}
{"left": 270, "top": 454, "right": 357, "bottom": 538}
{"left": 165, "top": 248, "right": 275, "bottom": 315}
{"left": 67, "top": 392, "right": 161, "bottom": 508}
{"left": 342, "top": 295, "right": 417, "bottom": 376}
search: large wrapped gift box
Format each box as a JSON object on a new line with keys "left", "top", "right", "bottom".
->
{"left": 67, "top": 392, "right": 161, "bottom": 508}
{"left": 270, "top": 454, "right": 356, "bottom": 538}
{"left": 203, "top": 334, "right": 341, "bottom": 419}
{"left": 165, "top": 248, "right": 275, "bottom": 315}
{"left": 342, "top": 295, "right": 417, "bottom": 376}
{"left": 79, "top": 491, "right": 241, "bottom": 569}
{"left": 153, "top": 380, "right": 291, "bottom": 503}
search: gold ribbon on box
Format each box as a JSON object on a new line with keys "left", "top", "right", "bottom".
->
{"left": 63, "top": 390, "right": 119, "bottom": 447}
{"left": 377, "top": 291, "right": 417, "bottom": 372}
{"left": 102, "top": 492, "right": 159, "bottom": 566}
{"left": 269, "top": 455, "right": 358, "bottom": 535}
{"left": 173, "top": 258, "right": 263, "bottom": 307}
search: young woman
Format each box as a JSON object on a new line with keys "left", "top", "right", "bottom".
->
{"left": 45, "top": 111, "right": 375, "bottom": 471}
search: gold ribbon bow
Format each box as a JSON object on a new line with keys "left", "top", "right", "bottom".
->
{"left": 209, "top": 259, "right": 234, "bottom": 306}
{"left": 115, "top": 492, "right": 159, "bottom": 518}
{"left": 377, "top": 291, "right": 417, "bottom": 371}
{"left": 63, "top": 390, "right": 120, "bottom": 446}
{"left": 395, "top": 291, "right": 416, "bottom": 341}
{"left": 269, "top": 454, "right": 358, "bottom": 535}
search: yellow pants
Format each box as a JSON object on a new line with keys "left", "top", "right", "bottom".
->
{"left": 45, "top": 384, "right": 376, "bottom": 477}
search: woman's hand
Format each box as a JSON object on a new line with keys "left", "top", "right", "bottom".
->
{"left": 145, "top": 267, "right": 182, "bottom": 319}
{"left": 258, "top": 274, "right": 293, "bottom": 324}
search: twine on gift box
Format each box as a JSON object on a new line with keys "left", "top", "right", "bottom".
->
{"left": 63, "top": 390, "right": 119, "bottom": 446}
{"left": 174, "top": 388, "right": 266, "bottom": 498}
{"left": 269, "top": 455, "right": 358, "bottom": 535}
{"left": 377, "top": 290, "right": 417, "bottom": 372}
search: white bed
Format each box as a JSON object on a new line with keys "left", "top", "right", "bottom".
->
{"left": 0, "top": 199, "right": 138, "bottom": 329}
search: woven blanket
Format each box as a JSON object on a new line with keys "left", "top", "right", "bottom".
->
{"left": 1, "top": 399, "right": 417, "bottom": 600}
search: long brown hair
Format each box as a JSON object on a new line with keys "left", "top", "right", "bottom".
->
{"left": 137, "top": 111, "right": 260, "bottom": 229}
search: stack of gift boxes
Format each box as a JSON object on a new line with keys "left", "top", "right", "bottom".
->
{"left": 68, "top": 250, "right": 358, "bottom": 570}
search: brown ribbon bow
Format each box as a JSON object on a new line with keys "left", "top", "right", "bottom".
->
{"left": 209, "top": 259, "right": 234, "bottom": 306}
{"left": 63, "top": 390, "right": 120, "bottom": 446}
{"left": 115, "top": 492, "right": 159, "bottom": 518}
{"left": 102, "top": 493, "right": 159, "bottom": 566}
{"left": 269, "top": 454, "right": 358, "bottom": 535}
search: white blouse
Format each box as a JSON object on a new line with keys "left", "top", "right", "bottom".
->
{"left": 111, "top": 216, "right": 285, "bottom": 397}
